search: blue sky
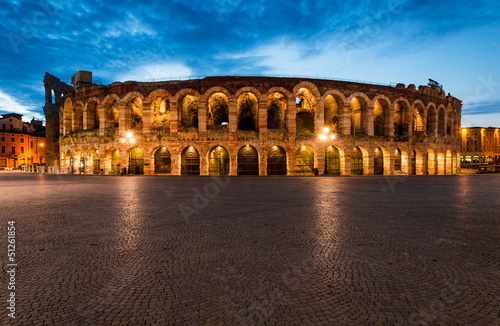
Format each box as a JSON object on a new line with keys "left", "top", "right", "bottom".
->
{"left": 1, "top": 0, "right": 499, "bottom": 127}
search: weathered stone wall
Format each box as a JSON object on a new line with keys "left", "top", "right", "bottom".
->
{"left": 53, "top": 76, "right": 462, "bottom": 176}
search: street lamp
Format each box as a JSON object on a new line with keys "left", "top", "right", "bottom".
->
{"left": 120, "top": 132, "right": 135, "bottom": 174}
{"left": 318, "top": 127, "right": 336, "bottom": 175}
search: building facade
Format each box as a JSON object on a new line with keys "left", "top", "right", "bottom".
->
{"left": 45, "top": 72, "right": 462, "bottom": 176}
{"left": 0, "top": 114, "right": 46, "bottom": 169}
{"left": 461, "top": 127, "right": 500, "bottom": 164}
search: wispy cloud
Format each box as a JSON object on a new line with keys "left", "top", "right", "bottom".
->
{"left": 116, "top": 62, "right": 193, "bottom": 82}
{"left": 0, "top": 89, "right": 43, "bottom": 121}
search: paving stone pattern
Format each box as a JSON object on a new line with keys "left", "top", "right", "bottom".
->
{"left": 0, "top": 173, "right": 499, "bottom": 325}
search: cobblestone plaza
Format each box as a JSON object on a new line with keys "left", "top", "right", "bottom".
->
{"left": 1, "top": 173, "right": 499, "bottom": 325}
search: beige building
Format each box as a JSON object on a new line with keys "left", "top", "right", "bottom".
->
{"left": 461, "top": 127, "right": 500, "bottom": 164}
{"left": 43, "top": 72, "right": 462, "bottom": 176}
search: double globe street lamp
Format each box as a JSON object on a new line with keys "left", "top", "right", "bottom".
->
{"left": 120, "top": 132, "right": 135, "bottom": 175}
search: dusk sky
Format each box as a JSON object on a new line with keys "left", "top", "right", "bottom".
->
{"left": 1, "top": 0, "right": 499, "bottom": 127}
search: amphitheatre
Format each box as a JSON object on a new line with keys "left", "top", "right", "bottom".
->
{"left": 42, "top": 72, "right": 462, "bottom": 176}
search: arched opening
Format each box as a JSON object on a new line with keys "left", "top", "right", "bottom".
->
{"left": 181, "top": 146, "right": 200, "bottom": 175}
{"left": 92, "top": 150, "right": 100, "bottom": 174}
{"left": 208, "top": 146, "right": 230, "bottom": 176}
{"left": 267, "top": 92, "right": 287, "bottom": 130}
{"left": 324, "top": 95, "right": 342, "bottom": 133}
{"left": 438, "top": 108, "right": 445, "bottom": 136}
{"left": 154, "top": 147, "right": 171, "bottom": 174}
{"left": 127, "top": 97, "right": 143, "bottom": 131}
{"left": 374, "top": 147, "right": 384, "bottom": 175}
{"left": 351, "top": 147, "right": 363, "bottom": 175}
{"left": 73, "top": 103, "right": 83, "bottom": 131}
{"left": 180, "top": 94, "right": 199, "bottom": 129}
{"left": 237, "top": 92, "right": 258, "bottom": 131}
{"left": 151, "top": 95, "right": 170, "bottom": 133}
{"left": 295, "top": 87, "right": 315, "bottom": 133}
{"left": 87, "top": 101, "right": 99, "bottom": 130}
{"left": 394, "top": 148, "right": 402, "bottom": 172}
{"left": 394, "top": 101, "right": 408, "bottom": 138}
{"left": 295, "top": 145, "right": 314, "bottom": 175}
{"left": 412, "top": 105, "right": 424, "bottom": 134}
{"left": 79, "top": 158, "right": 85, "bottom": 175}
{"left": 129, "top": 148, "right": 144, "bottom": 175}
{"left": 208, "top": 92, "right": 229, "bottom": 130}
{"left": 350, "top": 97, "right": 366, "bottom": 135}
{"left": 66, "top": 150, "right": 73, "bottom": 174}
{"left": 104, "top": 98, "right": 119, "bottom": 134}
{"left": 426, "top": 106, "right": 436, "bottom": 135}
{"left": 267, "top": 145, "right": 287, "bottom": 175}
{"left": 111, "top": 149, "right": 120, "bottom": 175}
{"left": 325, "top": 146, "right": 341, "bottom": 175}
{"left": 373, "top": 99, "right": 389, "bottom": 136}
{"left": 237, "top": 145, "right": 259, "bottom": 175}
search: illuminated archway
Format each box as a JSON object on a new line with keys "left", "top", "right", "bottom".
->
{"left": 208, "top": 146, "right": 230, "bottom": 176}
{"left": 325, "top": 146, "right": 341, "bottom": 175}
{"left": 181, "top": 147, "right": 200, "bottom": 175}
{"left": 295, "top": 145, "right": 315, "bottom": 175}
{"left": 267, "top": 145, "right": 287, "bottom": 175}
{"left": 154, "top": 147, "right": 171, "bottom": 174}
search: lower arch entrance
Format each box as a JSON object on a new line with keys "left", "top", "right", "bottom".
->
{"left": 295, "top": 145, "right": 314, "bottom": 175}
{"left": 267, "top": 146, "right": 287, "bottom": 175}
{"left": 130, "top": 148, "right": 144, "bottom": 175}
{"left": 111, "top": 149, "right": 120, "bottom": 175}
{"left": 208, "top": 146, "right": 230, "bottom": 176}
{"left": 351, "top": 147, "right": 363, "bottom": 175}
{"left": 237, "top": 145, "right": 259, "bottom": 175}
{"left": 325, "top": 146, "right": 340, "bottom": 175}
{"left": 155, "top": 148, "right": 171, "bottom": 174}
{"left": 181, "top": 147, "right": 200, "bottom": 175}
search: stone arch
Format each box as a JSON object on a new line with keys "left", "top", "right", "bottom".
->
{"left": 426, "top": 104, "right": 437, "bottom": 136}
{"left": 412, "top": 147, "right": 424, "bottom": 175}
{"left": 325, "top": 145, "right": 345, "bottom": 175}
{"left": 122, "top": 92, "right": 144, "bottom": 132}
{"left": 237, "top": 91, "right": 259, "bottom": 131}
{"left": 84, "top": 97, "right": 100, "bottom": 130}
{"left": 295, "top": 145, "right": 315, "bottom": 175}
{"left": 180, "top": 145, "right": 201, "bottom": 175}
{"left": 207, "top": 92, "right": 229, "bottom": 130}
{"left": 437, "top": 105, "right": 446, "bottom": 136}
{"left": 207, "top": 145, "right": 230, "bottom": 175}
{"left": 149, "top": 90, "right": 171, "bottom": 133}
{"left": 452, "top": 150, "right": 458, "bottom": 174}
{"left": 102, "top": 94, "right": 120, "bottom": 132}
{"left": 350, "top": 146, "right": 368, "bottom": 175}
{"left": 237, "top": 144, "right": 260, "bottom": 175}
{"left": 323, "top": 93, "right": 344, "bottom": 133}
{"left": 372, "top": 95, "right": 391, "bottom": 136}
{"left": 72, "top": 101, "right": 84, "bottom": 131}
{"left": 294, "top": 84, "right": 319, "bottom": 134}
{"left": 394, "top": 97, "right": 411, "bottom": 138}
{"left": 394, "top": 147, "right": 409, "bottom": 174}
{"left": 348, "top": 94, "right": 369, "bottom": 135}
{"left": 267, "top": 91, "right": 287, "bottom": 130}
{"left": 446, "top": 110, "right": 453, "bottom": 136}
{"left": 63, "top": 98, "right": 72, "bottom": 135}
{"left": 374, "top": 146, "right": 390, "bottom": 175}
{"left": 267, "top": 145, "right": 287, "bottom": 175}
{"left": 153, "top": 146, "right": 172, "bottom": 174}
{"left": 412, "top": 100, "right": 425, "bottom": 134}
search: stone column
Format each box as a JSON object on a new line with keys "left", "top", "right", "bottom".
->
{"left": 170, "top": 101, "right": 178, "bottom": 134}
{"left": 287, "top": 99, "right": 296, "bottom": 134}
{"left": 317, "top": 146, "right": 325, "bottom": 175}
{"left": 228, "top": 99, "right": 237, "bottom": 140}
{"left": 144, "top": 154, "right": 152, "bottom": 175}
{"left": 118, "top": 101, "right": 127, "bottom": 136}
{"left": 259, "top": 151, "right": 266, "bottom": 176}
{"left": 341, "top": 105, "right": 351, "bottom": 135}
{"left": 198, "top": 100, "right": 207, "bottom": 134}
{"left": 315, "top": 100, "right": 324, "bottom": 133}
{"left": 142, "top": 102, "right": 151, "bottom": 134}
{"left": 99, "top": 105, "right": 106, "bottom": 137}
{"left": 229, "top": 153, "right": 237, "bottom": 176}
{"left": 258, "top": 100, "right": 267, "bottom": 134}
{"left": 366, "top": 107, "right": 374, "bottom": 136}
{"left": 171, "top": 149, "right": 180, "bottom": 175}
{"left": 387, "top": 107, "right": 394, "bottom": 136}
{"left": 288, "top": 150, "right": 295, "bottom": 175}
{"left": 367, "top": 153, "right": 374, "bottom": 175}
{"left": 344, "top": 154, "right": 351, "bottom": 176}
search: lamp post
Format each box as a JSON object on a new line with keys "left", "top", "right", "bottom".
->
{"left": 120, "top": 132, "right": 135, "bottom": 174}
{"left": 318, "top": 127, "right": 336, "bottom": 175}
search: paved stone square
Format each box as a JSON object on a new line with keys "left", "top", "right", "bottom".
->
{"left": 1, "top": 173, "right": 499, "bottom": 325}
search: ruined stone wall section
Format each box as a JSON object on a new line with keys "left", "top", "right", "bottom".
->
{"left": 55, "top": 76, "right": 462, "bottom": 175}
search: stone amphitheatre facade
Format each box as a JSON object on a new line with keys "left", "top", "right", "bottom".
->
{"left": 43, "top": 72, "right": 462, "bottom": 176}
